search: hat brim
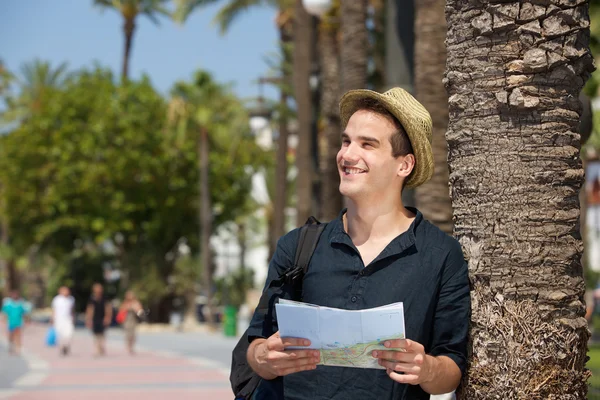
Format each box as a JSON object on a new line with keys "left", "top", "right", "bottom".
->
{"left": 339, "top": 89, "right": 434, "bottom": 189}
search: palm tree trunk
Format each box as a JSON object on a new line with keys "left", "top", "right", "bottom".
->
{"left": 413, "top": 0, "right": 452, "bottom": 234}
{"left": 445, "top": 1, "right": 594, "bottom": 398}
{"left": 122, "top": 17, "right": 135, "bottom": 81}
{"left": 293, "top": 0, "right": 315, "bottom": 226}
{"left": 273, "top": 90, "right": 289, "bottom": 252}
{"left": 200, "top": 127, "right": 213, "bottom": 324}
{"left": 340, "top": 0, "right": 368, "bottom": 92}
{"left": 1, "top": 217, "right": 18, "bottom": 292}
{"left": 318, "top": 23, "right": 343, "bottom": 221}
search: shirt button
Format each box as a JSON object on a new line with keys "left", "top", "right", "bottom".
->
{"left": 359, "top": 270, "right": 365, "bottom": 276}
{"left": 351, "top": 296, "right": 357, "bottom": 303}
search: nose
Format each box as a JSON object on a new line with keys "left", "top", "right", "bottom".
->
{"left": 340, "top": 142, "right": 360, "bottom": 164}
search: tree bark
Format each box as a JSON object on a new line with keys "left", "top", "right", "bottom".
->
{"left": 270, "top": 22, "right": 293, "bottom": 259}
{"left": 318, "top": 22, "right": 343, "bottom": 221}
{"left": 122, "top": 17, "right": 135, "bottom": 81}
{"left": 200, "top": 127, "right": 213, "bottom": 324}
{"left": 293, "top": 0, "right": 314, "bottom": 226}
{"left": 1, "top": 217, "right": 18, "bottom": 293}
{"left": 445, "top": 1, "right": 594, "bottom": 398}
{"left": 340, "top": 0, "right": 368, "bottom": 92}
{"left": 413, "top": 0, "right": 452, "bottom": 234}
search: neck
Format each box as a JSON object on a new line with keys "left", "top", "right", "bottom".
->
{"left": 344, "top": 199, "right": 415, "bottom": 245}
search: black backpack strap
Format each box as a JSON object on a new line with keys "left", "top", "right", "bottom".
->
{"left": 230, "top": 217, "right": 326, "bottom": 399}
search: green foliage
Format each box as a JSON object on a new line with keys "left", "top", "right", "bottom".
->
{"left": 93, "top": 0, "right": 171, "bottom": 24}
{"left": 0, "top": 64, "right": 269, "bottom": 317}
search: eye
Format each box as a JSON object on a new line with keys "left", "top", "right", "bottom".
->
{"left": 362, "top": 142, "right": 373, "bottom": 148}
{"left": 342, "top": 139, "right": 350, "bottom": 146}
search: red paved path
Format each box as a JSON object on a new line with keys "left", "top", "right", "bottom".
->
{"left": 0, "top": 322, "right": 233, "bottom": 400}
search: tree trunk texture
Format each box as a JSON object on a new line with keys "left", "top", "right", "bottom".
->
{"left": 200, "top": 127, "right": 213, "bottom": 324}
{"left": 445, "top": 1, "right": 594, "bottom": 398}
{"left": 413, "top": 0, "right": 453, "bottom": 235}
{"left": 1, "top": 217, "right": 18, "bottom": 292}
{"left": 293, "top": 0, "right": 315, "bottom": 227}
{"left": 271, "top": 23, "right": 293, "bottom": 259}
{"left": 340, "top": 0, "right": 368, "bottom": 92}
{"left": 122, "top": 17, "right": 135, "bottom": 81}
{"left": 318, "top": 23, "right": 343, "bottom": 222}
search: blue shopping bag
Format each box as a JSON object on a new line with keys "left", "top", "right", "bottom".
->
{"left": 45, "top": 326, "right": 56, "bottom": 347}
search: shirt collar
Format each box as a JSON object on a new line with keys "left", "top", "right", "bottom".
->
{"left": 329, "top": 207, "right": 423, "bottom": 257}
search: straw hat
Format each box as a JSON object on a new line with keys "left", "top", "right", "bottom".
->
{"left": 339, "top": 87, "right": 434, "bottom": 189}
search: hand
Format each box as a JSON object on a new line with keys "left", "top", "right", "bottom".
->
{"left": 85, "top": 321, "right": 92, "bottom": 329}
{"left": 372, "top": 339, "right": 434, "bottom": 386}
{"left": 252, "top": 331, "right": 320, "bottom": 379}
{"left": 103, "top": 318, "right": 110, "bottom": 327}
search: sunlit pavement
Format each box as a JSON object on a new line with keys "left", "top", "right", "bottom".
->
{"left": 0, "top": 322, "right": 234, "bottom": 399}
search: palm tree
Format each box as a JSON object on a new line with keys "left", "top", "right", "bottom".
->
{"left": 93, "top": 0, "right": 170, "bottom": 81}
{"left": 445, "top": 1, "right": 594, "bottom": 397}
{"left": 317, "top": 2, "right": 343, "bottom": 221}
{"left": 292, "top": 0, "right": 315, "bottom": 226}
{"left": 413, "top": 0, "right": 452, "bottom": 234}
{"left": 2, "top": 60, "right": 68, "bottom": 124}
{"left": 340, "top": 0, "right": 367, "bottom": 92}
{"left": 175, "top": 0, "right": 316, "bottom": 233}
{"left": 169, "top": 71, "right": 243, "bottom": 325}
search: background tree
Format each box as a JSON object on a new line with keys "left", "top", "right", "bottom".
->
{"left": 93, "top": 0, "right": 170, "bottom": 80}
{"left": 445, "top": 1, "right": 594, "bottom": 397}
{"left": 173, "top": 0, "right": 295, "bottom": 258}
{"left": 340, "top": 0, "right": 367, "bottom": 93}
{"left": 413, "top": 0, "right": 452, "bottom": 234}
{"left": 317, "top": 1, "right": 343, "bottom": 221}
{"left": 0, "top": 65, "right": 264, "bottom": 319}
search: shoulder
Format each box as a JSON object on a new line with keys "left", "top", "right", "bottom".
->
{"left": 416, "top": 219, "right": 466, "bottom": 271}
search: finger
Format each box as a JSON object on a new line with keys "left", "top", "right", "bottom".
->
{"left": 378, "top": 359, "right": 421, "bottom": 375}
{"left": 386, "top": 368, "right": 420, "bottom": 385}
{"left": 371, "top": 350, "right": 412, "bottom": 362}
{"left": 281, "top": 337, "right": 312, "bottom": 348}
{"left": 384, "top": 339, "right": 423, "bottom": 353}
{"left": 277, "top": 362, "right": 318, "bottom": 376}
{"left": 266, "top": 336, "right": 311, "bottom": 352}
{"left": 268, "top": 349, "right": 320, "bottom": 363}
{"left": 285, "top": 349, "right": 321, "bottom": 360}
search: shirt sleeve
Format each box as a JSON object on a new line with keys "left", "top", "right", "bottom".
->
{"left": 428, "top": 237, "right": 471, "bottom": 377}
{"left": 246, "top": 229, "right": 299, "bottom": 341}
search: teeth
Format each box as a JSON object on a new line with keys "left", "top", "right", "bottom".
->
{"left": 344, "top": 167, "right": 365, "bottom": 175}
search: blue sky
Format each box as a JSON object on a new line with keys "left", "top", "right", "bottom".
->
{"left": 0, "top": 0, "right": 280, "bottom": 100}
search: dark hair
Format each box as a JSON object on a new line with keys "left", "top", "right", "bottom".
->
{"left": 352, "top": 98, "right": 413, "bottom": 158}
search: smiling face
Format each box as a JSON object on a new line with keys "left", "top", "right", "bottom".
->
{"left": 337, "top": 109, "right": 415, "bottom": 202}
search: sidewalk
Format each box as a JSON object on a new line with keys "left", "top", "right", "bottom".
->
{"left": 0, "top": 322, "right": 233, "bottom": 400}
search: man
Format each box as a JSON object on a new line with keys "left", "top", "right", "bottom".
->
{"left": 51, "top": 286, "right": 75, "bottom": 356}
{"left": 245, "top": 88, "right": 470, "bottom": 399}
{"left": 85, "top": 283, "right": 112, "bottom": 356}
{"left": 1, "top": 290, "right": 29, "bottom": 355}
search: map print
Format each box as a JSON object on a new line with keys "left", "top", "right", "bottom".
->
{"left": 276, "top": 299, "right": 405, "bottom": 369}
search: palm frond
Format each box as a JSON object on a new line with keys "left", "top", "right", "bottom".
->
{"left": 173, "top": 0, "right": 221, "bottom": 24}
{"left": 212, "top": 0, "right": 265, "bottom": 35}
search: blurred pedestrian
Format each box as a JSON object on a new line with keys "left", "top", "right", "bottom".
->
{"left": 51, "top": 286, "right": 75, "bottom": 356}
{"left": 85, "top": 283, "right": 112, "bottom": 356}
{"left": 118, "top": 290, "right": 143, "bottom": 355}
{"left": 1, "top": 289, "right": 29, "bottom": 355}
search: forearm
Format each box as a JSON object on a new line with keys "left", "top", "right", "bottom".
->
{"left": 247, "top": 338, "right": 277, "bottom": 380}
{"left": 420, "top": 355, "right": 462, "bottom": 395}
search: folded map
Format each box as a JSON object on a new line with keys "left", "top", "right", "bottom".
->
{"left": 275, "top": 299, "right": 405, "bottom": 369}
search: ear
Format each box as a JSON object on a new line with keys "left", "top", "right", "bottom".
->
{"left": 397, "top": 154, "right": 415, "bottom": 179}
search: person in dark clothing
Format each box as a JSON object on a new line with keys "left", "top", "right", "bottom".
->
{"left": 245, "top": 88, "right": 470, "bottom": 399}
{"left": 85, "top": 283, "right": 112, "bottom": 356}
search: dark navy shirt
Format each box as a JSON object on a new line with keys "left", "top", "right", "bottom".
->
{"left": 247, "top": 208, "right": 470, "bottom": 400}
